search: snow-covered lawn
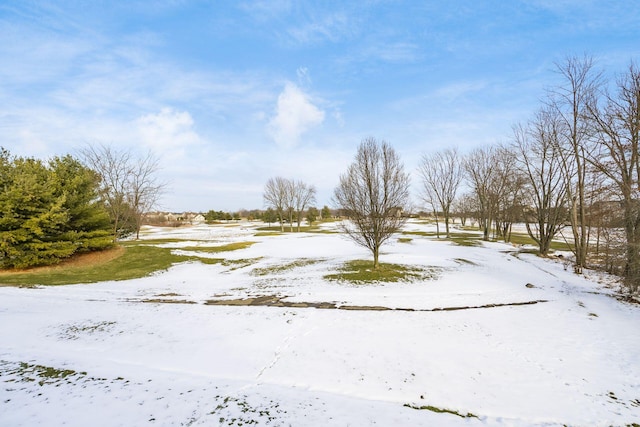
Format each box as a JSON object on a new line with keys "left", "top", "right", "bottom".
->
{"left": 1, "top": 220, "right": 639, "bottom": 426}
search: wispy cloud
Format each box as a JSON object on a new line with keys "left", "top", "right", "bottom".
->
{"left": 360, "top": 42, "right": 422, "bottom": 64}
{"left": 432, "top": 80, "right": 489, "bottom": 102}
{"left": 286, "top": 11, "right": 355, "bottom": 45}
{"left": 268, "top": 82, "right": 325, "bottom": 148}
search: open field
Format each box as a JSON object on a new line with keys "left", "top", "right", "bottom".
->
{"left": 1, "top": 220, "right": 639, "bottom": 426}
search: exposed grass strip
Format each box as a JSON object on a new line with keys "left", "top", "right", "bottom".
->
{"left": 254, "top": 231, "right": 283, "bottom": 237}
{"left": 195, "top": 296, "right": 548, "bottom": 311}
{"left": 324, "top": 260, "right": 439, "bottom": 284}
{"left": 401, "top": 231, "right": 481, "bottom": 247}
{"left": 251, "top": 258, "right": 324, "bottom": 276}
{"left": 404, "top": 403, "right": 479, "bottom": 419}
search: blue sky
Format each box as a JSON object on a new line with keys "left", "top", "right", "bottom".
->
{"left": 1, "top": 1, "right": 639, "bottom": 212}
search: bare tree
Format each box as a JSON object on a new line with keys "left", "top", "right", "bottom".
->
{"left": 512, "top": 109, "right": 568, "bottom": 255}
{"left": 264, "top": 177, "right": 317, "bottom": 232}
{"left": 284, "top": 179, "right": 296, "bottom": 232}
{"left": 464, "top": 145, "right": 523, "bottom": 241}
{"left": 418, "top": 148, "right": 462, "bottom": 238}
{"left": 263, "top": 176, "right": 290, "bottom": 232}
{"left": 487, "top": 145, "right": 524, "bottom": 242}
{"left": 292, "top": 180, "right": 317, "bottom": 232}
{"left": 79, "top": 144, "right": 164, "bottom": 240}
{"left": 547, "top": 55, "right": 602, "bottom": 273}
{"left": 79, "top": 144, "right": 131, "bottom": 240}
{"left": 128, "top": 151, "right": 165, "bottom": 239}
{"left": 587, "top": 62, "right": 640, "bottom": 293}
{"left": 464, "top": 146, "right": 497, "bottom": 241}
{"left": 452, "top": 193, "right": 478, "bottom": 227}
{"left": 333, "top": 138, "right": 411, "bottom": 269}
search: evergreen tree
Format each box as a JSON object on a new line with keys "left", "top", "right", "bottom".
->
{"left": 49, "top": 155, "right": 113, "bottom": 252}
{"left": 0, "top": 149, "right": 112, "bottom": 269}
{"left": 262, "top": 208, "right": 277, "bottom": 226}
{"left": 321, "top": 205, "right": 332, "bottom": 221}
{"left": 0, "top": 156, "right": 70, "bottom": 268}
{"left": 307, "top": 207, "right": 318, "bottom": 226}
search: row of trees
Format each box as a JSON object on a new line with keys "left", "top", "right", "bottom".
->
{"left": 263, "top": 177, "right": 317, "bottom": 232}
{"left": 203, "top": 206, "right": 333, "bottom": 224}
{"left": 205, "top": 210, "right": 241, "bottom": 222}
{"left": 418, "top": 56, "right": 640, "bottom": 294}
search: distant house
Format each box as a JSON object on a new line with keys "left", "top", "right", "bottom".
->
{"left": 180, "top": 212, "right": 206, "bottom": 224}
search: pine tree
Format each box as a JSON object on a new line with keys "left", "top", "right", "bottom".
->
{"left": 0, "top": 149, "right": 113, "bottom": 269}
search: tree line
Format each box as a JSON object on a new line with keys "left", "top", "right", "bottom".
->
{"left": 262, "top": 177, "right": 318, "bottom": 232}
{"left": 419, "top": 56, "right": 640, "bottom": 294}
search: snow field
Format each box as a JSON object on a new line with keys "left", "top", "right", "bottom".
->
{"left": 1, "top": 220, "right": 639, "bottom": 426}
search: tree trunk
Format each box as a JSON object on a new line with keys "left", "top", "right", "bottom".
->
{"left": 444, "top": 210, "right": 451, "bottom": 238}
{"left": 624, "top": 204, "right": 640, "bottom": 293}
{"left": 373, "top": 246, "right": 380, "bottom": 269}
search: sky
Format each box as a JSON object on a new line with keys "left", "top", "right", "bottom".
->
{"left": 1, "top": 1, "right": 639, "bottom": 212}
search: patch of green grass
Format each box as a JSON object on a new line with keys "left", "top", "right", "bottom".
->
{"left": 402, "top": 231, "right": 482, "bottom": 247}
{"left": 401, "top": 231, "right": 432, "bottom": 237}
{"left": 449, "top": 235, "right": 481, "bottom": 247}
{"left": 397, "top": 237, "right": 413, "bottom": 244}
{"left": 179, "top": 241, "right": 255, "bottom": 253}
{"left": 222, "top": 258, "right": 262, "bottom": 270}
{"left": 0, "top": 245, "right": 183, "bottom": 286}
{"left": 0, "top": 243, "right": 262, "bottom": 286}
{"left": 1, "top": 241, "right": 266, "bottom": 286}
{"left": 254, "top": 231, "right": 283, "bottom": 237}
{"left": 324, "top": 260, "right": 439, "bottom": 284}
{"left": 1, "top": 360, "right": 130, "bottom": 388}
{"left": 133, "top": 238, "right": 203, "bottom": 244}
{"left": 2, "top": 361, "right": 85, "bottom": 386}
{"left": 251, "top": 258, "right": 324, "bottom": 276}
{"left": 507, "top": 232, "right": 573, "bottom": 252}
{"left": 308, "top": 229, "right": 338, "bottom": 234}
{"left": 404, "top": 403, "right": 478, "bottom": 419}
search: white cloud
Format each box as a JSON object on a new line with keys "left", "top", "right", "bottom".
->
{"left": 268, "top": 82, "right": 325, "bottom": 148}
{"left": 136, "top": 107, "right": 203, "bottom": 153}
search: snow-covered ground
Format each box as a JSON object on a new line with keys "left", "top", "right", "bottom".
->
{"left": 1, "top": 220, "right": 639, "bottom": 426}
